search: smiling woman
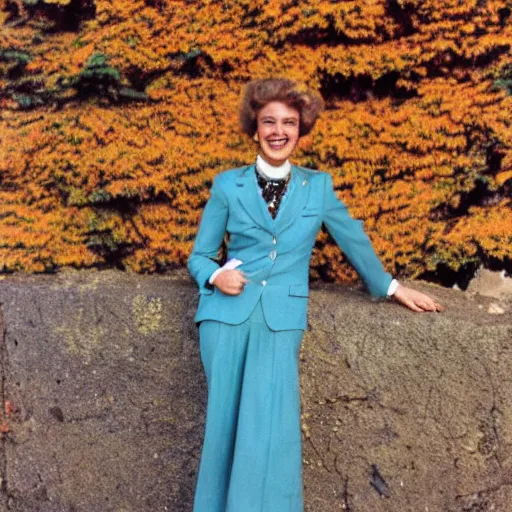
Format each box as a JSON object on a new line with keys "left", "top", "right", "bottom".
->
{"left": 187, "top": 77, "right": 443, "bottom": 512}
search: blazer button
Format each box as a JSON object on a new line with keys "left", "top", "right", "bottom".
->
{"left": 273, "top": 236, "right": 277, "bottom": 245}
{"left": 269, "top": 250, "right": 277, "bottom": 261}
{"left": 261, "top": 280, "right": 267, "bottom": 286}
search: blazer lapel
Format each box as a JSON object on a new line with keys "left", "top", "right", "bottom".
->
{"left": 274, "top": 166, "right": 311, "bottom": 235}
{"left": 235, "top": 165, "right": 274, "bottom": 234}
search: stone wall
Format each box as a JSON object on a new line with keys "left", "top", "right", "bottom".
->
{"left": 0, "top": 270, "right": 510, "bottom": 511}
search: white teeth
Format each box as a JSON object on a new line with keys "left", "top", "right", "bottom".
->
{"left": 268, "top": 139, "right": 287, "bottom": 149}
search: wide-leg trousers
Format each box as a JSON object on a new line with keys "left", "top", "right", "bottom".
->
{"left": 193, "top": 300, "right": 305, "bottom": 512}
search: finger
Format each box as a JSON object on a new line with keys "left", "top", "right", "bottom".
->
{"left": 418, "top": 301, "right": 435, "bottom": 311}
{"left": 413, "top": 293, "right": 440, "bottom": 312}
{"left": 236, "top": 272, "right": 249, "bottom": 283}
{"left": 424, "top": 301, "right": 443, "bottom": 312}
{"left": 424, "top": 300, "right": 442, "bottom": 312}
{"left": 229, "top": 275, "right": 242, "bottom": 285}
{"left": 405, "top": 300, "right": 423, "bottom": 313}
{"left": 430, "top": 302, "right": 441, "bottom": 312}
{"left": 393, "top": 292, "right": 421, "bottom": 312}
{"left": 422, "top": 293, "right": 443, "bottom": 311}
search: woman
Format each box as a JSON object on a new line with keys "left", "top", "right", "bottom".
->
{"left": 188, "top": 78, "right": 442, "bottom": 512}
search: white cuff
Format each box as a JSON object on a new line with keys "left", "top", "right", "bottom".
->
{"left": 387, "top": 279, "right": 399, "bottom": 297}
{"left": 209, "top": 267, "right": 225, "bottom": 285}
{"left": 209, "top": 258, "right": 243, "bottom": 285}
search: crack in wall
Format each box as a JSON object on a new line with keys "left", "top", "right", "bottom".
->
{"left": 306, "top": 436, "right": 333, "bottom": 473}
{"left": 455, "top": 480, "right": 512, "bottom": 510}
{"left": 0, "top": 304, "right": 8, "bottom": 499}
{"left": 479, "top": 361, "right": 503, "bottom": 468}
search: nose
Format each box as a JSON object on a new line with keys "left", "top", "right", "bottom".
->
{"left": 273, "top": 121, "right": 285, "bottom": 135}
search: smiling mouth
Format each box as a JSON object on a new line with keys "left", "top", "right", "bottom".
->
{"left": 267, "top": 138, "right": 288, "bottom": 149}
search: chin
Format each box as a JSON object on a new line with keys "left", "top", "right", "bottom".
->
{"left": 266, "top": 157, "right": 287, "bottom": 166}
{"left": 264, "top": 150, "right": 291, "bottom": 163}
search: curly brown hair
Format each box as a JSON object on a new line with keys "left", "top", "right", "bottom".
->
{"left": 239, "top": 78, "right": 324, "bottom": 137}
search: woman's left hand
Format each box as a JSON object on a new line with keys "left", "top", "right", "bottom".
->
{"left": 392, "top": 283, "right": 444, "bottom": 313}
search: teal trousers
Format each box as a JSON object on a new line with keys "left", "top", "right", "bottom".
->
{"left": 193, "top": 300, "right": 304, "bottom": 512}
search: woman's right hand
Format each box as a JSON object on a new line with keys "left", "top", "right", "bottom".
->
{"left": 212, "top": 269, "right": 248, "bottom": 295}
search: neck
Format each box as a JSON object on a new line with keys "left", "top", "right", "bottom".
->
{"left": 256, "top": 154, "right": 291, "bottom": 180}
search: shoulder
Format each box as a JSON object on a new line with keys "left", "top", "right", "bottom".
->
{"left": 213, "top": 165, "right": 252, "bottom": 186}
{"left": 293, "top": 164, "right": 328, "bottom": 176}
{"left": 293, "top": 165, "right": 332, "bottom": 186}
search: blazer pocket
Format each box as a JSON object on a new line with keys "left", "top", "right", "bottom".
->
{"left": 289, "top": 284, "right": 309, "bottom": 297}
{"left": 301, "top": 207, "right": 320, "bottom": 217}
{"left": 200, "top": 287, "right": 214, "bottom": 295}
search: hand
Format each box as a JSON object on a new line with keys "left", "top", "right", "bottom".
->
{"left": 392, "top": 284, "right": 444, "bottom": 313}
{"left": 212, "top": 269, "right": 248, "bottom": 296}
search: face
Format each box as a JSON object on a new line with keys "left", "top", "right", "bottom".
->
{"left": 254, "top": 101, "right": 300, "bottom": 166}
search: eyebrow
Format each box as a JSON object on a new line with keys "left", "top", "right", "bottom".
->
{"left": 260, "top": 116, "right": 299, "bottom": 121}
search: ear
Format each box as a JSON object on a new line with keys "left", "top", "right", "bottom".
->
{"left": 253, "top": 132, "right": 259, "bottom": 142}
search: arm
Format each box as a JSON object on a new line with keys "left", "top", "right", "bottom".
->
{"left": 322, "top": 173, "right": 443, "bottom": 311}
{"left": 187, "top": 176, "right": 229, "bottom": 294}
{"left": 322, "top": 173, "right": 392, "bottom": 297}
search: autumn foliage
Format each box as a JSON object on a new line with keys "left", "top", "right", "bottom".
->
{"left": 1, "top": 0, "right": 511, "bottom": 285}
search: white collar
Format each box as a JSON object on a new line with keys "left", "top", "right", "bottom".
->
{"left": 256, "top": 154, "right": 291, "bottom": 181}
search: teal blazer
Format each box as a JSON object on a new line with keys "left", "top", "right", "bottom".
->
{"left": 188, "top": 164, "right": 392, "bottom": 331}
